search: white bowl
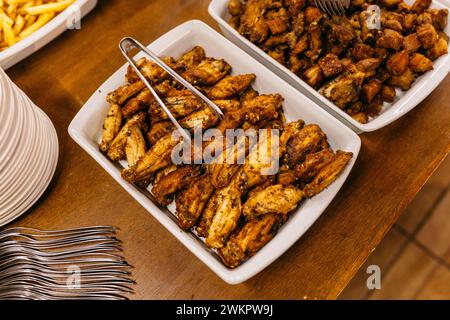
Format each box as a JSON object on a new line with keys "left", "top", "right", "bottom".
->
{"left": 209, "top": 0, "right": 450, "bottom": 132}
{"left": 69, "top": 20, "right": 361, "bottom": 284}
{"left": 0, "top": 0, "right": 97, "bottom": 69}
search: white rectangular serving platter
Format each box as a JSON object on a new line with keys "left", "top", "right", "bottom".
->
{"left": 0, "top": 0, "right": 97, "bottom": 69}
{"left": 69, "top": 20, "right": 361, "bottom": 285}
{"left": 209, "top": 0, "right": 450, "bottom": 132}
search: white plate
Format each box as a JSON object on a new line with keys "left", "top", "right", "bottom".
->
{"left": 0, "top": 76, "right": 34, "bottom": 191}
{"left": 0, "top": 77, "right": 19, "bottom": 160}
{"left": 0, "top": 101, "right": 58, "bottom": 226}
{"left": 209, "top": 0, "right": 450, "bottom": 132}
{"left": 0, "top": 0, "right": 97, "bottom": 69}
{"left": 69, "top": 20, "right": 361, "bottom": 284}
{"left": 0, "top": 78, "right": 24, "bottom": 174}
{"left": 0, "top": 90, "right": 40, "bottom": 204}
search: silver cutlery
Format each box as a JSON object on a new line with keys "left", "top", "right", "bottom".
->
{"left": 0, "top": 226, "right": 134, "bottom": 300}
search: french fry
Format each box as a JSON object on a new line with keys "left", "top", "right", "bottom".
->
{"left": 1, "top": 19, "right": 15, "bottom": 46}
{"left": 1, "top": 0, "right": 74, "bottom": 52}
{"left": 25, "top": 0, "right": 75, "bottom": 15}
{"left": 12, "top": 13, "right": 24, "bottom": 35}
{"left": 18, "top": 12, "right": 54, "bottom": 40}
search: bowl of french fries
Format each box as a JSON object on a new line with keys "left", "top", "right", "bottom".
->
{"left": 0, "top": 0, "right": 97, "bottom": 68}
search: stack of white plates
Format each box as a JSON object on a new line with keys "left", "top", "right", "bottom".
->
{"left": 0, "top": 68, "right": 59, "bottom": 227}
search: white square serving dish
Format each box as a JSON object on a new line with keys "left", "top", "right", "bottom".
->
{"left": 209, "top": 0, "right": 450, "bottom": 132}
{"left": 69, "top": 20, "right": 361, "bottom": 284}
{"left": 0, "top": 0, "right": 97, "bottom": 69}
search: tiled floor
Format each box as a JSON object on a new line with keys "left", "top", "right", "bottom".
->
{"left": 339, "top": 155, "right": 450, "bottom": 300}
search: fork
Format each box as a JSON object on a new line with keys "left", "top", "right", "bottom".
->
{"left": 0, "top": 226, "right": 134, "bottom": 300}
{"left": 314, "top": 0, "right": 350, "bottom": 15}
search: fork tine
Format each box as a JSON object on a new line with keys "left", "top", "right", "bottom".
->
{"left": 336, "top": 0, "right": 346, "bottom": 15}
{"left": 326, "top": 1, "right": 337, "bottom": 16}
{"left": 0, "top": 226, "right": 134, "bottom": 300}
{"left": 330, "top": 0, "right": 341, "bottom": 15}
{"left": 315, "top": 0, "right": 329, "bottom": 15}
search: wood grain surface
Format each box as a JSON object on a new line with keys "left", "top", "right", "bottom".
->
{"left": 3, "top": 0, "right": 450, "bottom": 299}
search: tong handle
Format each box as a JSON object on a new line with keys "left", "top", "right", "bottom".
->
{"left": 119, "top": 37, "right": 191, "bottom": 143}
{"left": 119, "top": 37, "right": 226, "bottom": 143}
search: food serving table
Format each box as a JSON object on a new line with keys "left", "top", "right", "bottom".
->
{"left": 3, "top": 0, "right": 450, "bottom": 299}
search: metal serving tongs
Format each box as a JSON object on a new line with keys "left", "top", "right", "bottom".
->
{"left": 119, "top": 37, "right": 225, "bottom": 143}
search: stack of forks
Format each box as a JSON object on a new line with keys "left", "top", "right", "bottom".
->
{"left": 0, "top": 226, "right": 134, "bottom": 300}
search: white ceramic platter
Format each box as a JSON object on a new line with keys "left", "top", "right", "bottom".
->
{"left": 69, "top": 20, "right": 361, "bottom": 284}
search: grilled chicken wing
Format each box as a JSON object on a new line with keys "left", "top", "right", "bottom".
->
{"left": 285, "top": 124, "right": 326, "bottom": 168}
{"left": 212, "top": 99, "right": 241, "bottom": 113}
{"left": 107, "top": 81, "right": 145, "bottom": 106}
{"left": 147, "top": 107, "right": 219, "bottom": 146}
{"left": 209, "top": 133, "right": 254, "bottom": 189}
{"left": 122, "top": 133, "right": 183, "bottom": 183}
{"left": 242, "top": 184, "right": 303, "bottom": 219}
{"left": 149, "top": 94, "right": 203, "bottom": 123}
{"left": 242, "top": 94, "right": 284, "bottom": 124}
{"left": 125, "top": 57, "right": 180, "bottom": 85}
{"left": 183, "top": 58, "right": 232, "bottom": 85}
{"left": 121, "top": 89, "right": 154, "bottom": 119}
{"left": 151, "top": 166, "right": 202, "bottom": 206}
{"left": 176, "top": 175, "right": 216, "bottom": 230}
{"left": 179, "top": 106, "right": 220, "bottom": 132}
{"left": 207, "top": 74, "right": 256, "bottom": 100}
{"left": 294, "top": 149, "right": 335, "bottom": 181}
{"left": 243, "top": 128, "right": 280, "bottom": 189}
{"left": 125, "top": 126, "right": 147, "bottom": 168}
{"left": 279, "top": 120, "right": 305, "bottom": 156}
{"left": 205, "top": 171, "right": 245, "bottom": 249}
{"left": 100, "top": 104, "right": 122, "bottom": 153}
{"left": 219, "top": 213, "right": 286, "bottom": 268}
{"left": 107, "top": 112, "right": 146, "bottom": 161}
{"left": 147, "top": 121, "right": 175, "bottom": 145}
{"left": 177, "top": 46, "right": 206, "bottom": 70}
{"left": 303, "top": 151, "right": 353, "bottom": 198}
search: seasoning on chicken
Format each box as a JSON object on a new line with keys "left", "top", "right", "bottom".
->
{"left": 207, "top": 74, "right": 256, "bottom": 99}
{"left": 183, "top": 58, "right": 232, "bottom": 85}
{"left": 106, "top": 112, "right": 146, "bottom": 161}
{"left": 151, "top": 166, "right": 202, "bottom": 206}
{"left": 176, "top": 175, "right": 216, "bottom": 230}
{"left": 205, "top": 171, "right": 245, "bottom": 249}
{"left": 242, "top": 184, "right": 304, "bottom": 219}
{"left": 122, "top": 133, "right": 183, "bottom": 183}
{"left": 125, "top": 126, "right": 147, "bottom": 168}
{"left": 304, "top": 151, "right": 353, "bottom": 198}
{"left": 100, "top": 104, "right": 122, "bottom": 153}
{"left": 219, "top": 214, "right": 286, "bottom": 268}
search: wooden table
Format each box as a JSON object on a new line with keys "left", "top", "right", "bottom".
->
{"left": 4, "top": 0, "right": 450, "bottom": 300}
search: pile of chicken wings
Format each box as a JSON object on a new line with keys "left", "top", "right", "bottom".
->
{"left": 99, "top": 46, "right": 353, "bottom": 268}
